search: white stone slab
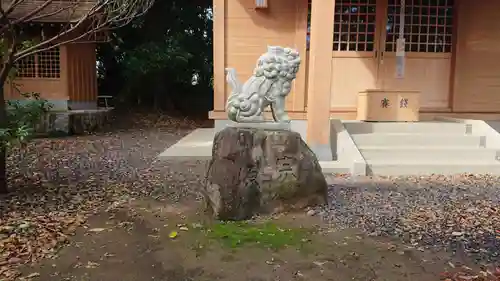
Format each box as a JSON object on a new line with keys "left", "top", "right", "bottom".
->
{"left": 157, "top": 128, "right": 215, "bottom": 159}
{"left": 156, "top": 128, "right": 350, "bottom": 174}
{"left": 226, "top": 121, "right": 291, "bottom": 131}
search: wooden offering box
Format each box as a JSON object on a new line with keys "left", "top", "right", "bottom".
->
{"left": 357, "top": 89, "right": 420, "bottom": 122}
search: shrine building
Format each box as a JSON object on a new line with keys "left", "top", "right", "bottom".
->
{"left": 3, "top": 1, "right": 107, "bottom": 110}
{"left": 210, "top": 0, "right": 499, "bottom": 152}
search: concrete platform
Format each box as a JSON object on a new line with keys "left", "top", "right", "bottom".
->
{"left": 158, "top": 128, "right": 214, "bottom": 160}
{"left": 157, "top": 128, "right": 351, "bottom": 174}
{"left": 158, "top": 118, "right": 500, "bottom": 176}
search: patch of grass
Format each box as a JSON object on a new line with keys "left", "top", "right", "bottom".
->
{"left": 205, "top": 221, "right": 310, "bottom": 250}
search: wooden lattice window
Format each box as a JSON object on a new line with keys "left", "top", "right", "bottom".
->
{"left": 15, "top": 47, "right": 61, "bottom": 78}
{"left": 15, "top": 55, "right": 36, "bottom": 78}
{"left": 333, "top": 0, "right": 377, "bottom": 52}
{"left": 385, "top": 0, "right": 454, "bottom": 53}
{"left": 37, "top": 48, "right": 60, "bottom": 78}
{"left": 307, "top": 0, "right": 377, "bottom": 51}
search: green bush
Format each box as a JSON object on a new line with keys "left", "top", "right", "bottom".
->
{"left": 0, "top": 92, "right": 52, "bottom": 147}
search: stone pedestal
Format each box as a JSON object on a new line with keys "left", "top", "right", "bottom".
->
{"left": 35, "top": 109, "right": 112, "bottom": 137}
{"left": 225, "top": 121, "right": 291, "bottom": 131}
{"left": 203, "top": 125, "right": 328, "bottom": 221}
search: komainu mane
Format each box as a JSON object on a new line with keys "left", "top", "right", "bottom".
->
{"left": 225, "top": 46, "right": 301, "bottom": 123}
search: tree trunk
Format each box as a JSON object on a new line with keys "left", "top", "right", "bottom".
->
{"left": 0, "top": 84, "right": 7, "bottom": 194}
{"left": 0, "top": 145, "right": 6, "bottom": 194}
{"left": 0, "top": 33, "right": 20, "bottom": 194}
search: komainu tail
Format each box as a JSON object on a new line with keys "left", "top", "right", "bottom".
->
{"left": 225, "top": 68, "right": 243, "bottom": 94}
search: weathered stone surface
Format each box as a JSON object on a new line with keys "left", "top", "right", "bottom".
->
{"left": 203, "top": 126, "right": 328, "bottom": 220}
{"left": 35, "top": 109, "right": 112, "bottom": 137}
{"left": 69, "top": 110, "right": 111, "bottom": 135}
{"left": 35, "top": 112, "right": 70, "bottom": 136}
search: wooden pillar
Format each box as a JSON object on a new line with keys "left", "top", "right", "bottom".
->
{"left": 306, "top": 0, "right": 335, "bottom": 160}
{"left": 212, "top": 0, "right": 226, "bottom": 112}
{"left": 59, "top": 44, "right": 70, "bottom": 101}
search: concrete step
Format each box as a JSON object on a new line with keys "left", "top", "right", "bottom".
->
{"left": 319, "top": 161, "right": 351, "bottom": 174}
{"left": 366, "top": 160, "right": 500, "bottom": 176}
{"left": 360, "top": 146, "right": 499, "bottom": 161}
{"left": 352, "top": 133, "right": 484, "bottom": 147}
{"left": 345, "top": 121, "right": 470, "bottom": 134}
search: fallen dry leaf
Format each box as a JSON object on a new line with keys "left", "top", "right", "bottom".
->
{"left": 0, "top": 112, "right": 208, "bottom": 280}
{"left": 24, "top": 272, "right": 40, "bottom": 279}
{"left": 89, "top": 228, "right": 107, "bottom": 233}
{"left": 85, "top": 261, "right": 100, "bottom": 269}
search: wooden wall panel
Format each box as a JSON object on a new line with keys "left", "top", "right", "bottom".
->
{"left": 218, "top": 0, "right": 309, "bottom": 114}
{"left": 5, "top": 46, "right": 66, "bottom": 101}
{"left": 379, "top": 54, "right": 451, "bottom": 109}
{"left": 4, "top": 42, "right": 97, "bottom": 105}
{"left": 453, "top": 0, "right": 500, "bottom": 112}
{"left": 330, "top": 55, "right": 378, "bottom": 108}
{"left": 4, "top": 79, "right": 64, "bottom": 100}
{"left": 65, "top": 43, "right": 98, "bottom": 103}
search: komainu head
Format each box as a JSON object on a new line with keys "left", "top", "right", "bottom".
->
{"left": 253, "top": 46, "right": 301, "bottom": 83}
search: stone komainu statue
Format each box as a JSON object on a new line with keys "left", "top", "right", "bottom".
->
{"left": 225, "top": 46, "right": 301, "bottom": 123}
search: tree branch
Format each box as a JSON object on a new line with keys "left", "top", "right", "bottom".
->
{"left": 14, "top": 0, "right": 153, "bottom": 60}
{"left": 16, "top": 0, "right": 55, "bottom": 23}
{"left": 0, "top": 0, "right": 25, "bottom": 21}
{"left": 0, "top": 0, "right": 153, "bottom": 64}
{"left": 15, "top": 13, "right": 92, "bottom": 59}
{"left": 26, "top": 2, "right": 78, "bottom": 22}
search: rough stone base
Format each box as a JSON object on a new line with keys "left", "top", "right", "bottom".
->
{"left": 203, "top": 126, "right": 328, "bottom": 221}
{"left": 35, "top": 109, "right": 112, "bottom": 137}
{"left": 215, "top": 119, "right": 307, "bottom": 141}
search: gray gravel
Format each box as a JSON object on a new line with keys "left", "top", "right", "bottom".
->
{"left": 319, "top": 175, "right": 500, "bottom": 264}
{"left": 7, "top": 126, "right": 207, "bottom": 201}
{"left": 4, "top": 113, "right": 500, "bottom": 278}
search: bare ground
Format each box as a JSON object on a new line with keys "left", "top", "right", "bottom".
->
{"left": 20, "top": 199, "right": 451, "bottom": 281}
{"left": 0, "top": 112, "right": 499, "bottom": 281}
